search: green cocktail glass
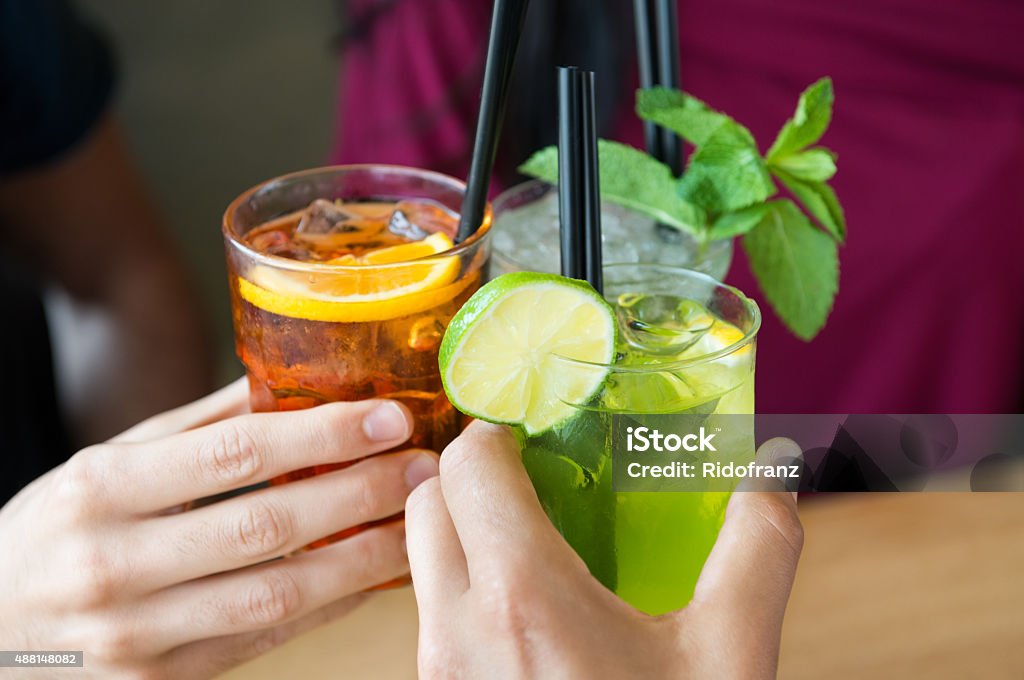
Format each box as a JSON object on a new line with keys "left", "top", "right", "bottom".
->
{"left": 516, "top": 264, "right": 759, "bottom": 615}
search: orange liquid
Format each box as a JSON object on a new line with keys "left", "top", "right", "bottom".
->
{"left": 229, "top": 198, "right": 481, "bottom": 553}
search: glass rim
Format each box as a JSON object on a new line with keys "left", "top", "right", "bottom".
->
{"left": 551, "top": 263, "right": 761, "bottom": 372}
{"left": 222, "top": 164, "right": 492, "bottom": 274}
{"left": 490, "top": 179, "right": 730, "bottom": 270}
{"left": 492, "top": 178, "right": 551, "bottom": 207}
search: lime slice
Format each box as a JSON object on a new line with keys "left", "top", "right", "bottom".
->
{"left": 440, "top": 273, "right": 616, "bottom": 435}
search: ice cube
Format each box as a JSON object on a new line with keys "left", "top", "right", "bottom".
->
{"left": 387, "top": 209, "right": 429, "bottom": 241}
{"left": 247, "top": 228, "right": 291, "bottom": 253}
{"left": 618, "top": 313, "right": 711, "bottom": 357}
{"left": 615, "top": 294, "right": 712, "bottom": 357}
{"left": 407, "top": 316, "right": 445, "bottom": 353}
{"left": 490, "top": 187, "right": 735, "bottom": 278}
{"left": 296, "top": 199, "right": 357, "bottom": 235}
{"left": 376, "top": 311, "right": 452, "bottom": 379}
{"left": 246, "top": 228, "right": 313, "bottom": 260}
{"left": 389, "top": 200, "right": 458, "bottom": 240}
{"left": 294, "top": 199, "right": 388, "bottom": 251}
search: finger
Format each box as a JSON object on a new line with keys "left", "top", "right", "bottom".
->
{"left": 689, "top": 438, "right": 804, "bottom": 637}
{"left": 736, "top": 436, "right": 803, "bottom": 499}
{"left": 162, "top": 594, "right": 368, "bottom": 678}
{"left": 133, "top": 521, "right": 408, "bottom": 653}
{"left": 98, "top": 399, "right": 414, "bottom": 514}
{"left": 405, "top": 476, "right": 468, "bottom": 617}
{"left": 110, "top": 378, "right": 250, "bottom": 443}
{"left": 132, "top": 450, "right": 438, "bottom": 589}
{"left": 439, "top": 421, "right": 574, "bottom": 579}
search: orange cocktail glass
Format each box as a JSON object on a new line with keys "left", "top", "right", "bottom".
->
{"left": 223, "top": 165, "right": 491, "bottom": 548}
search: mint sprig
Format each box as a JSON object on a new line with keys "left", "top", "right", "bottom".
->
{"left": 634, "top": 88, "right": 727, "bottom": 146}
{"left": 773, "top": 169, "right": 846, "bottom": 242}
{"left": 518, "top": 76, "right": 844, "bottom": 341}
{"left": 766, "top": 77, "right": 834, "bottom": 161}
{"left": 677, "top": 120, "right": 776, "bottom": 213}
{"left": 742, "top": 200, "right": 838, "bottom": 340}
{"left": 771, "top": 149, "right": 836, "bottom": 182}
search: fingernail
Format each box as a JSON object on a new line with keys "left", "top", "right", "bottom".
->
{"left": 404, "top": 453, "right": 439, "bottom": 490}
{"left": 767, "top": 438, "right": 802, "bottom": 463}
{"left": 363, "top": 402, "right": 410, "bottom": 442}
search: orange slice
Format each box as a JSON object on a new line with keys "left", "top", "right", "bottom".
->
{"left": 239, "top": 233, "right": 464, "bottom": 322}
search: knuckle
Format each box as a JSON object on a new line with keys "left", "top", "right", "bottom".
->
{"left": 475, "top": 585, "right": 544, "bottom": 675}
{"left": 67, "top": 538, "right": 122, "bottom": 608}
{"left": 345, "top": 470, "right": 388, "bottom": 522}
{"left": 89, "top": 619, "right": 136, "bottom": 664}
{"left": 247, "top": 628, "right": 284, "bottom": 658}
{"left": 206, "top": 629, "right": 283, "bottom": 673}
{"left": 55, "top": 447, "right": 111, "bottom": 513}
{"left": 199, "top": 422, "right": 263, "bottom": 487}
{"left": 246, "top": 619, "right": 300, "bottom": 658}
{"left": 232, "top": 499, "right": 293, "bottom": 560}
{"left": 418, "top": 635, "right": 457, "bottom": 680}
{"left": 473, "top": 580, "right": 543, "bottom": 675}
{"left": 438, "top": 436, "right": 478, "bottom": 478}
{"left": 405, "top": 476, "right": 441, "bottom": 517}
{"left": 244, "top": 571, "right": 302, "bottom": 626}
{"left": 355, "top": 525, "right": 406, "bottom": 572}
{"left": 476, "top": 582, "right": 531, "bottom": 638}
{"left": 439, "top": 425, "right": 514, "bottom": 478}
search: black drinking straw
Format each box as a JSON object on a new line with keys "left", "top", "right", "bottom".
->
{"left": 557, "top": 67, "right": 603, "bottom": 294}
{"left": 558, "top": 67, "right": 584, "bottom": 280}
{"left": 654, "top": 0, "right": 682, "bottom": 176}
{"left": 579, "top": 70, "right": 603, "bottom": 294}
{"left": 555, "top": 76, "right": 616, "bottom": 586}
{"left": 632, "top": 0, "right": 660, "bottom": 162}
{"left": 456, "top": 0, "right": 531, "bottom": 243}
{"left": 633, "top": 0, "right": 682, "bottom": 176}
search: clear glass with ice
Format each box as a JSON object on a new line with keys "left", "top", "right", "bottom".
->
{"left": 491, "top": 180, "right": 732, "bottom": 278}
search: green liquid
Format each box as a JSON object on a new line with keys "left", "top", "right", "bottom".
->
{"left": 519, "top": 295, "right": 755, "bottom": 615}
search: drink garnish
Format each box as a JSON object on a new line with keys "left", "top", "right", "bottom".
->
{"left": 238, "top": 231, "right": 464, "bottom": 322}
{"left": 439, "top": 272, "right": 616, "bottom": 434}
{"left": 520, "top": 77, "right": 843, "bottom": 341}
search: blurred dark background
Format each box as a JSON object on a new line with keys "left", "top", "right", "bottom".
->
{"left": 77, "top": 0, "right": 338, "bottom": 381}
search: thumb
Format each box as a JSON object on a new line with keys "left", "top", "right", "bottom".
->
{"left": 685, "top": 438, "right": 804, "bottom": 640}
{"left": 439, "top": 421, "right": 579, "bottom": 573}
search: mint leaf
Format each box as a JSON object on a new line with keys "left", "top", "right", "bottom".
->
{"left": 742, "top": 200, "right": 838, "bottom": 340}
{"left": 636, "top": 88, "right": 728, "bottom": 146}
{"left": 519, "top": 141, "right": 705, "bottom": 235}
{"left": 709, "top": 204, "right": 770, "bottom": 240}
{"left": 678, "top": 121, "right": 776, "bottom": 213}
{"left": 770, "top": 148, "right": 836, "bottom": 181}
{"left": 766, "top": 77, "right": 834, "bottom": 162}
{"left": 637, "top": 88, "right": 774, "bottom": 214}
{"left": 774, "top": 169, "right": 846, "bottom": 242}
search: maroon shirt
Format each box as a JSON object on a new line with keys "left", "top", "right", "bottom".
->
{"left": 331, "top": 0, "right": 1024, "bottom": 413}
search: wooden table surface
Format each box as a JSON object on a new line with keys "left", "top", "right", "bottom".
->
{"left": 221, "top": 493, "right": 1024, "bottom": 680}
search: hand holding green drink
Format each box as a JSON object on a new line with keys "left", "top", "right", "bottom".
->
{"left": 439, "top": 266, "right": 759, "bottom": 614}
{"left": 406, "top": 421, "right": 805, "bottom": 678}
{"left": 434, "top": 73, "right": 844, "bottom": 614}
